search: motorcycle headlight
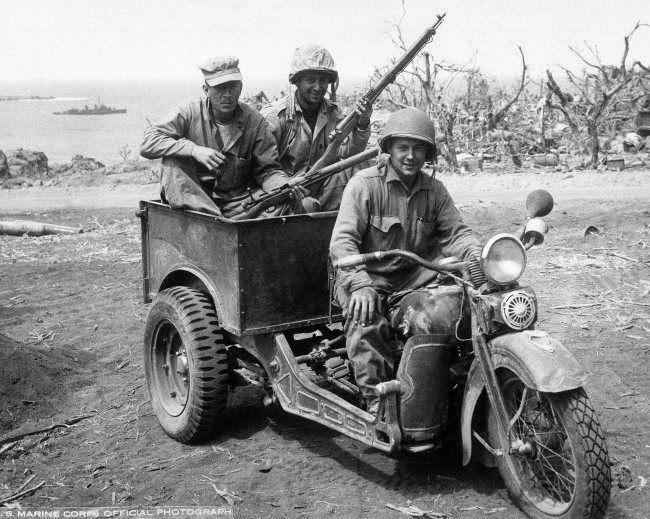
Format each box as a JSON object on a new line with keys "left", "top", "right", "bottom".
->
{"left": 481, "top": 234, "right": 527, "bottom": 285}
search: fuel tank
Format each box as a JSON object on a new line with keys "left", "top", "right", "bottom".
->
{"left": 390, "top": 284, "right": 468, "bottom": 341}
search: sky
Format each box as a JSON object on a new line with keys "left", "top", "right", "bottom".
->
{"left": 1, "top": 0, "right": 648, "bottom": 90}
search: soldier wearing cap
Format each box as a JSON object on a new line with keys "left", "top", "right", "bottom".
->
{"left": 140, "top": 56, "right": 307, "bottom": 217}
{"left": 261, "top": 44, "right": 373, "bottom": 211}
{"left": 329, "top": 107, "right": 481, "bottom": 413}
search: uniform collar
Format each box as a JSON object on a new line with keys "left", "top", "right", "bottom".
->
{"left": 205, "top": 96, "right": 245, "bottom": 127}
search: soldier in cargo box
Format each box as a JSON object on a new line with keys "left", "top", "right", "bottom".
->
{"left": 329, "top": 108, "right": 481, "bottom": 413}
{"left": 261, "top": 45, "right": 373, "bottom": 211}
{"left": 140, "top": 55, "right": 312, "bottom": 218}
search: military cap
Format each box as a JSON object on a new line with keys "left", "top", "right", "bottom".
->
{"left": 199, "top": 56, "right": 242, "bottom": 86}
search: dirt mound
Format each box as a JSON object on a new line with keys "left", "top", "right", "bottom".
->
{"left": 0, "top": 333, "right": 90, "bottom": 433}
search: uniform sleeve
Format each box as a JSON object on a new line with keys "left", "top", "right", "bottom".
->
{"left": 432, "top": 183, "right": 482, "bottom": 260}
{"left": 329, "top": 176, "right": 374, "bottom": 293}
{"left": 250, "top": 118, "right": 291, "bottom": 192}
{"left": 140, "top": 105, "right": 196, "bottom": 159}
{"left": 259, "top": 104, "right": 283, "bottom": 145}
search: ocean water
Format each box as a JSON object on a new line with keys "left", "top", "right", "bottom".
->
{"left": 0, "top": 80, "right": 284, "bottom": 166}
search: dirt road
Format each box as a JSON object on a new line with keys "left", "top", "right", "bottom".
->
{"left": 1, "top": 167, "right": 648, "bottom": 518}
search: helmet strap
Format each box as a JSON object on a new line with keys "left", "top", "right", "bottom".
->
{"left": 330, "top": 76, "right": 339, "bottom": 103}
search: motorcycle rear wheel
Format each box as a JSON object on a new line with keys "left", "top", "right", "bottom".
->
{"left": 488, "top": 371, "right": 611, "bottom": 519}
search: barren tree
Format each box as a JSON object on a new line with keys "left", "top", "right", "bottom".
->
{"left": 545, "top": 22, "right": 649, "bottom": 166}
{"left": 374, "top": 0, "right": 529, "bottom": 169}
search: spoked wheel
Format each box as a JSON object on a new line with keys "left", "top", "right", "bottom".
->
{"left": 488, "top": 371, "right": 611, "bottom": 519}
{"left": 144, "top": 287, "right": 229, "bottom": 443}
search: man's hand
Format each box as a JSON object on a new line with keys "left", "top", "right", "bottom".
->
{"left": 354, "top": 98, "right": 373, "bottom": 130}
{"left": 288, "top": 185, "right": 308, "bottom": 201}
{"left": 345, "top": 286, "right": 380, "bottom": 332}
{"left": 191, "top": 145, "right": 226, "bottom": 172}
{"left": 288, "top": 186, "right": 322, "bottom": 214}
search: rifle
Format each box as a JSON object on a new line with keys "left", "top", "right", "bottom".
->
{"left": 229, "top": 146, "right": 380, "bottom": 220}
{"left": 307, "top": 13, "right": 446, "bottom": 174}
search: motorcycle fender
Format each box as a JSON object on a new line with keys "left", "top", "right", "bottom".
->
{"left": 461, "top": 329, "right": 586, "bottom": 465}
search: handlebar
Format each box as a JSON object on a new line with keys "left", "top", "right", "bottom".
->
{"left": 333, "top": 249, "right": 470, "bottom": 273}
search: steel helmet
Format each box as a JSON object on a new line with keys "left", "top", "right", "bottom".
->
{"left": 379, "top": 107, "right": 437, "bottom": 161}
{"left": 289, "top": 44, "right": 338, "bottom": 84}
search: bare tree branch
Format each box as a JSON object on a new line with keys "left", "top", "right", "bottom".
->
{"left": 569, "top": 46, "right": 606, "bottom": 74}
{"left": 488, "top": 46, "right": 528, "bottom": 129}
{"left": 545, "top": 70, "right": 579, "bottom": 131}
{"left": 621, "top": 21, "right": 648, "bottom": 74}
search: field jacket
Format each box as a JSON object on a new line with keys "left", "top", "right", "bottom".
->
{"left": 140, "top": 98, "right": 288, "bottom": 214}
{"left": 330, "top": 155, "right": 481, "bottom": 296}
{"left": 261, "top": 93, "right": 371, "bottom": 210}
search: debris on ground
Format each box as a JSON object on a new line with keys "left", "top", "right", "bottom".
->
{"left": 0, "top": 220, "right": 83, "bottom": 236}
{"left": 386, "top": 502, "right": 447, "bottom": 517}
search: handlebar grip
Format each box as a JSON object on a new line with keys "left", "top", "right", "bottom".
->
{"left": 334, "top": 251, "right": 384, "bottom": 269}
{"left": 333, "top": 254, "right": 367, "bottom": 269}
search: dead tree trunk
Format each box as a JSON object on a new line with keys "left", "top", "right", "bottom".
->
{"left": 587, "top": 121, "right": 600, "bottom": 166}
{"left": 440, "top": 108, "right": 459, "bottom": 169}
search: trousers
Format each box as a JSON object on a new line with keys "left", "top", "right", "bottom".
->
{"left": 340, "top": 281, "right": 466, "bottom": 404}
{"left": 160, "top": 156, "right": 308, "bottom": 218}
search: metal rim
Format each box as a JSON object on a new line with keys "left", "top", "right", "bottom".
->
{"left": 501, "top": 291, "right": 536, "bottom": 329}
{"left": 502, "top": 378, "right": 577, "bottom": 515}
{"left": 151, "top": 319, "right": 190, "bottom": 417}
{"left": 480, "top": 233, "right": 527, "bottom": 285}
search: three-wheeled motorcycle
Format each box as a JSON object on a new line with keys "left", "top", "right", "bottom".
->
{"left": 138, "top": 189, "right": 611, "bottom": 519}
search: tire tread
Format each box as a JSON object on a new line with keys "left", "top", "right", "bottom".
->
{"left": 144, "top": 287, "right": 230, "bottom": 444}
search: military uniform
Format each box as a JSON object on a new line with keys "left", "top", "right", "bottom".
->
{"left": 140, "top": 56, "right": 291, "bottom": 218}
{"left": 329, "top": 108, "right": 481, "bottom": 407}
{"left": 260, "top": 45, "right": 371, "bottom": 211}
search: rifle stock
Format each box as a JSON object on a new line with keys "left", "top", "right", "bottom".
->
{"left": 230, "top": 146, "right": 380, "bottom": 220}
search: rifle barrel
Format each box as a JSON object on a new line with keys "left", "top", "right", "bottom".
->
{"left": 230, "top": 146, "right": 380, "bottom": 220}
{"left": 365, "top": 14, "right": 446, "bottom": 103}
{"left": 302, "top": 146, "right": 380, "bottom": 187}
{"left": 330, "top": 14, "right": 446, "bottom": 140}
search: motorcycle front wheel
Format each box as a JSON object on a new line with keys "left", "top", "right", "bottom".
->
{"left": 487, "top": 371, "right": 611, "bottom": 519}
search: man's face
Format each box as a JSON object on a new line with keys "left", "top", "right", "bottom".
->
{"left": 388, "top": 137, "right": 428, "bottom": 179}
{"left": 295, "top": 72, "right": 330, "bottom": 108}
{"left": 204, "top": 80, "right": 242, "bottom": 120}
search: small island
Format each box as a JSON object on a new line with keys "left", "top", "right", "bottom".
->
{"left": 54, "top": 102, "right": 126, "bottom": 115}
{"left": 0, "top": 95, "right": 56, "bottom": 101}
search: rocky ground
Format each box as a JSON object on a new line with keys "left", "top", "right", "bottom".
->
{"left": 0, "top": 148, "right": 160, "bottom": 189}
{"left": 0, "top": 166, "right": 648, "bottom": 519}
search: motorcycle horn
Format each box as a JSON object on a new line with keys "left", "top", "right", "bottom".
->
{"left": 521, "top": 217, "right": 548, "bottom": 247}
{"left": 525, "top": 189, "right": 554, "bottom": 218}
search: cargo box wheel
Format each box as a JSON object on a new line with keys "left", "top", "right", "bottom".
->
{"left": 144, "top": 287, "right": 229, "bottom": 443}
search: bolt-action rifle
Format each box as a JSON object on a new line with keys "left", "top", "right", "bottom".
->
{"left": 230, "top": 146, "right": 380, "bottom": 220}
{"left": 311, "top": 13, "right": 446, "bottom": 174}
{"left": 229, "top": 14, "right": 446, "bottom": 220}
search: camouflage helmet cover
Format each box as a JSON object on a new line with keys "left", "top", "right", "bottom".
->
{"left": 289, "top": 44, "right": 338, "bottom": 84}
{"left": 379, "top": 107, "right": 437, "bottom": 161}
